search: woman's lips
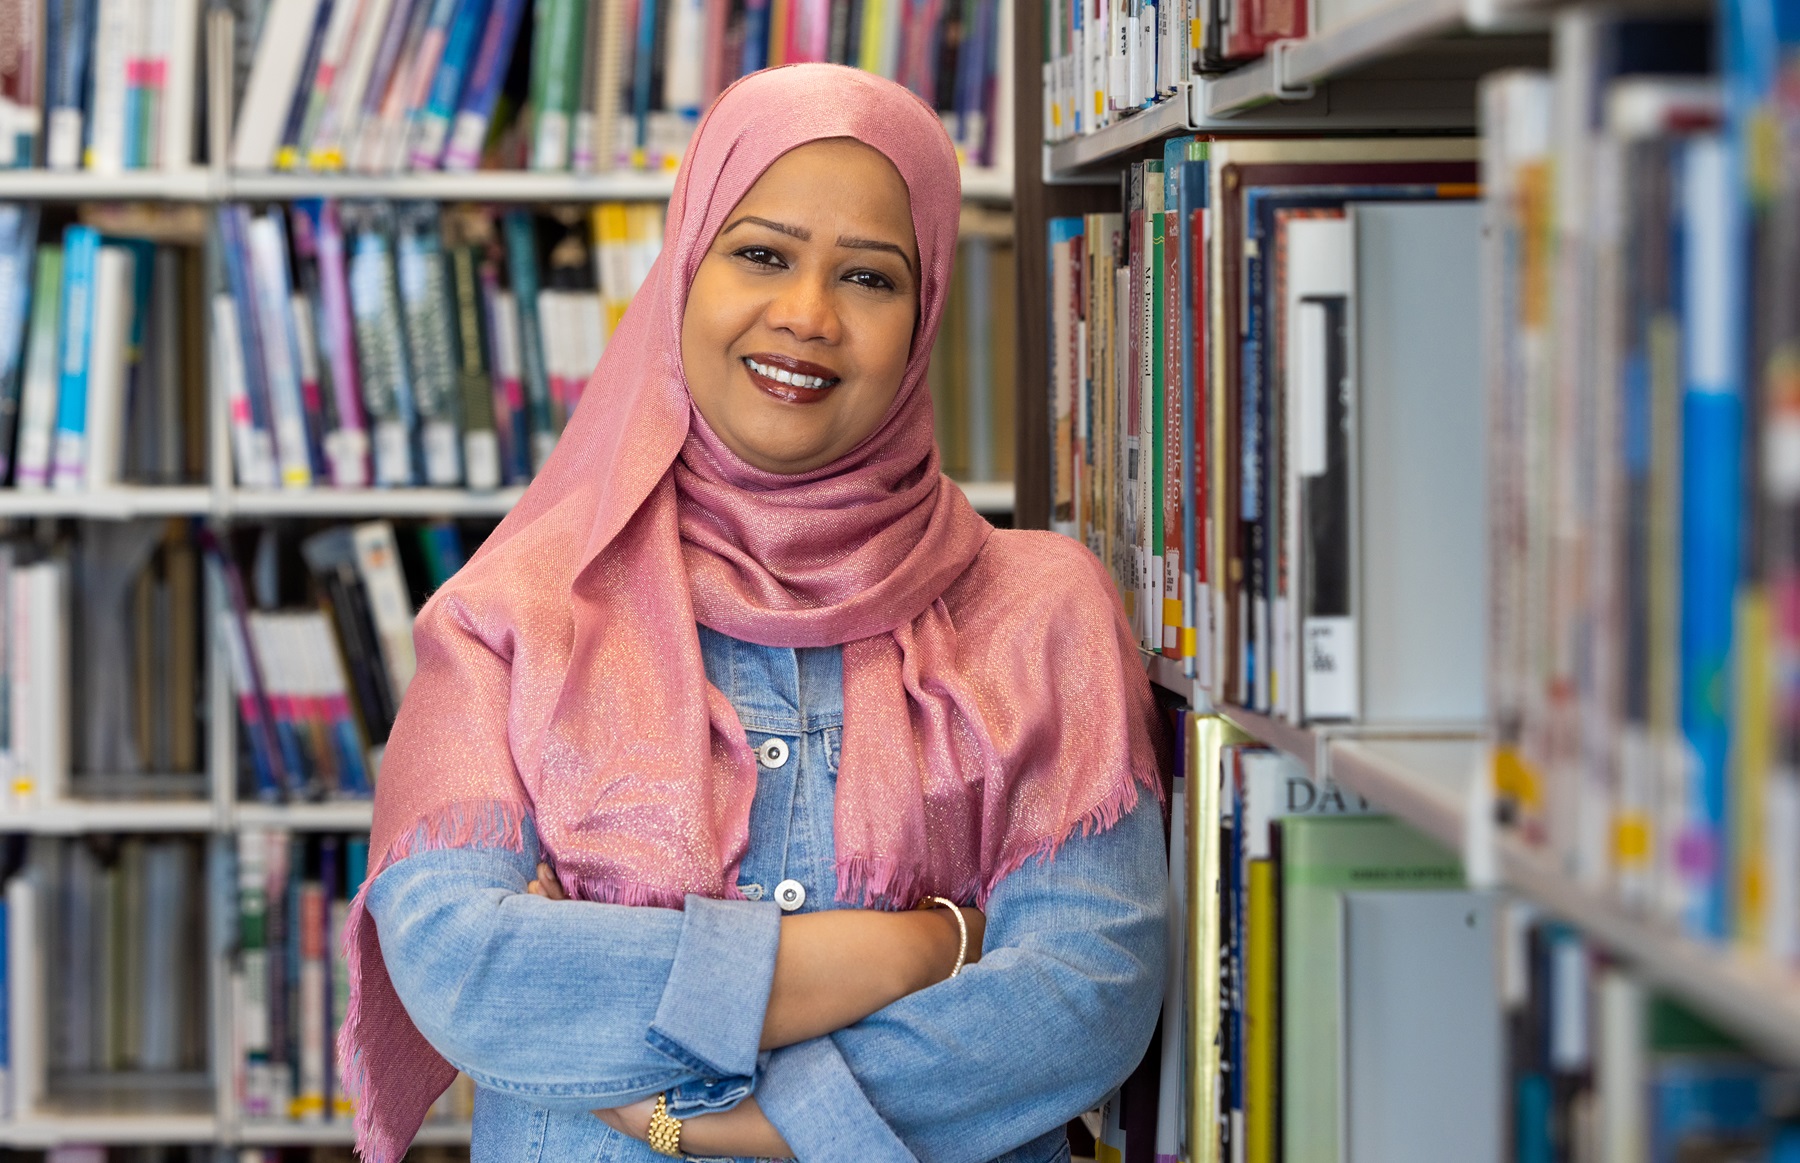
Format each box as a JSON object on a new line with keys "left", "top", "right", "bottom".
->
{"left": 742, "top": 354, "right": 842, "bottom": 404}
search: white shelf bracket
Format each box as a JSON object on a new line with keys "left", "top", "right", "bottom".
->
{"left": 1269, "top": 40, "right": 1319, "bottom": 102}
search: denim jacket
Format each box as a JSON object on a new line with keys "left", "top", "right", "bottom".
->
{"left": 368, "top": 625, "right": 1168, "bottom": 1163}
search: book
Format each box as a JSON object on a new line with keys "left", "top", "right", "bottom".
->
{"left": 0, "top": 0, "right": 41, "bottom": 167}
{"left": 1279, "top": 815, "right": 1462, "bottom": 1163}
{"left": 0, "top": 206, "right": 38, "bottom": 484}
{"left": 14, "top": 243, "right": 62, "bottom": 489}
{"left": 48, "top": 224, "right": 97, "bottom": 491}
{"left": 232, "top": 0, "right": 325, "bottom": 170}
{"left": 43, "top": 0, "right": 91, "bottom": 170}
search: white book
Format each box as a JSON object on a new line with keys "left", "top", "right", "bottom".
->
{"left": 308, "top": 0, "right": 392, "bottom": 168}
{"left": 351, "top": 521, "right": 418, "bottom": 705}
{"left": 80, "top": 246, "right": 135, "bottom": 491}
{"left": 26, "top": 561, "right": 66, "bottom": 804}
{"left": 212, "top": 294, "right": 277, "bottom": 490}
{"left": 662, "top": 0, "right": 706, "bottom": 114}
{"left": 160, "top": 0, "right": 201, "bottom": 169}
{"left": 1282, "top": 217, "right": 1354, "bottom": 723}
{"left": 83, "top": 0, "right": 132, "bottom": 173}
{"left": 230, "top": 0, "right": 324, "bottom": 171}
{"left": 5, "top": 871, "right": 40, "bottom": 1118}
{"left": 1350, "top": 200, "right": 1487, "bottom": 723}
{"left": 6, "top": 565, "right": 30, "bottom": 809}
{"left": 1340, "top": 890, "right": 1502, "bottom": 1163}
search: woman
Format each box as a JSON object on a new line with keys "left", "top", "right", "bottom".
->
{"left": 343, "top": 64, "right": 1167, "bottom": 1163}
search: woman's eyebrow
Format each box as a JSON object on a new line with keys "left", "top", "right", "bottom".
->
{"left": 838, "top": 236, "right": 916, "bottom": 273}
{"left": 723, "top": 215, "right": 809, "bottom": 239}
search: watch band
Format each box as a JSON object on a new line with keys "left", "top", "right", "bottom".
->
{"left": 647, "top": 1092, "right": 685, "bottom": 1157}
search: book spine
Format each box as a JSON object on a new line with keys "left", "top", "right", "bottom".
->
{"left": 530, "top": 0, "right": 585, "bottom": 170}
{"left": 346, "top": 0, "right": 424, "bottom": 172}
{"left": 295, "top": 865, "right": 326, "bottom": 1121}
{"left": 308, "top": 0, "right": 396, "bottom": 169}
{"left": 482, "top": 275, "right": 532, "bottom": 484}
{"left": 571, "top": 0, "right": 601, "bottom": 171}
{"left": 212, "top": 292, "right": 276, "bottom": 490}
{"left": 82, "top": 0, "right": 129, "bottom": 172}
{"left": 49, "top": 224, "right": 96, "bottom": 490}
{"left": 79, "top": 243, "right": 133, "bottom": 490}
{"left": 236, "top": 831, "right": 272, "bottom": 1116}
{"left": 408, "top": 0, "right": 490, "bottom": 169}
{"left": 1679, "top": 134, "right": 1744, "bottom": 940}
{"left": 451, "top": 243, "right": 500, "bottom": 491}
{"left": 394, "top": 201, "right": 463, "bottom": 485}
{"left": 351, "top": 521, "right": 418, "bottom": 706}
{"left": 231, "top": 0, "right": 325, "bottom": 171}
{"left": 441, "top": 0, "right": 524, "bottom": 170}
{"left": 246, "top": 212, "right": 318, "bottom": 487}
{"left": 301, "top": 201, "right": 371, "bottom": 486}
{"left": 358, "top": 0, "right": 444, "bottom": 172}
{"left": 344, "top": 204, "right": 418, "bottom": 486}
{"left": 0, "top": 207, "right": 37, "bottom": 484}
{"left": 45, "top": 0, "right": 90, "bottom": 170}
{"left": 502, "top": 209, "right": 555, "bottom": 470}
{"left": 292, "top": 0, "right": 365, "bottom": 164}
{"left": 273, "top": 0, "right": 338, "bottom": 170}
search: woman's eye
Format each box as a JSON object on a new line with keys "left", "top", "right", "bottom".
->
{"left": 847, "top": 269, "right": 895, "bottom": 291}
{"left": 733, "top": 246, "right": 785, "bottom": 267}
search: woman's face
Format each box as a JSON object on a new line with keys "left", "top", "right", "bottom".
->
{"left": 681, "top": 138, "right": 920, "bottom": 475}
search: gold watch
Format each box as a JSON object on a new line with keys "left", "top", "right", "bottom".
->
{"left": 646, "top": 1092, "right": 685, "bottom": 1157}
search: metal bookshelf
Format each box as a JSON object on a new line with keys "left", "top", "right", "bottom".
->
{"left": 1139, "top": 657, "right": 1800, "bottom": 1068}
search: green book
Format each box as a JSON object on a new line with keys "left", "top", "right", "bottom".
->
{"left": 1280, "top": 815, "right": 1462, "bottom": 1163}
{"left": 529, "top": 0, "right": 588, "bottom": 170}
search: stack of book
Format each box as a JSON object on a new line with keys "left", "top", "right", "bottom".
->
{"left": 0, "top": 835, "right": 210, "bottom": 1104}
{"left": 1479, "top": 7, "right": 1790, "bottom": 951}
{"left": 1042, "top": 0, "right": 1194, "bottom": 141}
{"left": 214, "top": 199, "right": 660, "bottom": 491}
{"left": 0, "top": 0, "right": 205, "bottom": 172}
{"left": 230, "top": 826, "right": 477, "bottom": 1129}
{"left": 206, "top": 517, "right": 458, "bottom": 802}
{"left": 1046, "top": 136, "right": 1483, "bottom": 727}
{"left": 228, "top": 0, "right": 1008, "bottom": 175}
{"left": 0, "top": 207, "right": 206, "bottom": 494}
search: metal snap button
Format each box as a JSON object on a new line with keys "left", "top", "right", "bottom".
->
{"left": 774, "top": 879, "right": 806, "bottom": 912}
{"left": 757, "top": 738, "right": 789, "bottom": 769}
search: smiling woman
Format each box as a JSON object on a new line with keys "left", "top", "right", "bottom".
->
{"left": 682, "top": 139, "right": 921, "bottom": 474}
{"left": 341, "top": 64, "right": 1168, "bottom": 1163}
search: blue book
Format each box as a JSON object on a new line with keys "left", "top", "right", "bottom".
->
{"left": 44, "top": 0, "right": 93, "bottom": 170}
{"left": 347, "top": 837, "right": 370, "bottom": 893}
{"left": 502, "top": 209, "right": 555, "bottom": 470}
{"left": 0, "top": 205, "right": 40, "bottom": 484}
{"left": 217, "top": 207, "right": 280, "bottom": 482}
{"left": 411, "top": 0, "right": 494, "bottom": 169}
{"left": 740, "top": 0, "right": 771, "bottom": 76}
{"left": 441, "top": 0, "right": 527, "bottom": 170}
{"left": 631, "top": 0, "right": 658, "bottom": 155}
{"left": 1677, "top": 133, "right": 1744, "bottom": 940}
{"left": 49, "top": 224, "right": 97, "bottom": 490}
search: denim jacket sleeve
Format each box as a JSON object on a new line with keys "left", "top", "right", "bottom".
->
{"left": 366, "top": 825, "right": 782, "bottom": 1114}
{"left": 755, "top": 797, "right": 1170, "bottom": 1163}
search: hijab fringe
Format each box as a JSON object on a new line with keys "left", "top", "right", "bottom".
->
{"left": 835, "top": 759, "right": 1163, "bottom": 910}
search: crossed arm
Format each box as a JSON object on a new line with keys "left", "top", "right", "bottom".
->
{"left": 368, "top": 803, "right": 1167, "bottom": 1161}
{"left": 525, "top": 862, "right": 984, "bottom": 1157}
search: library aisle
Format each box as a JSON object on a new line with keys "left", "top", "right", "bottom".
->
{"left": 0, "top": 0, "right": 1792, "bottom": 1159}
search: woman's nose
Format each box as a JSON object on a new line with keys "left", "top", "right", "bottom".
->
{"left": 765, "top": 275, "right": 842, "bottom": 344}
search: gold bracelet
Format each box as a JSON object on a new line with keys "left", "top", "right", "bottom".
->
{"left": 646, "top": 1092, "right": 684, "bottom": 1157}
{"left": 918, "top": 895, "right": 969, "bottom": 978}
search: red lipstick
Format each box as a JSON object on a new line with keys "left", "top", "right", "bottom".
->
{"left": 742, "top": 353, "right": 842, "bottom": 404}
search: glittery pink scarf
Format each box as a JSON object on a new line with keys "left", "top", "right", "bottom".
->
{"left": 340, "top": 64, "right": 1161, "bottom": 1162}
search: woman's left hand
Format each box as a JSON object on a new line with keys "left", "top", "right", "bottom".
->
{"left": 527, "top": 863, "right": 568, "bottom": 900}
{"left": 591, "top": 1096, "right": 656, "bottom": 1140}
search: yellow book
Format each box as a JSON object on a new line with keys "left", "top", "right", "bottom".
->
{"left": 1246, "top": 859, "right": 1277, "bottom": 1163}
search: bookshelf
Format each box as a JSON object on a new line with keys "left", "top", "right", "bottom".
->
{"left": 1024, "top": 0, "right": 1800, "bottom": 1154}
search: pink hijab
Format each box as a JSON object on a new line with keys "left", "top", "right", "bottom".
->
{"left": 340, "top": 64, "right": 1161, "bottom": 1161}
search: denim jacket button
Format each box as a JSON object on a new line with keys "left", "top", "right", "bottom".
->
{"left": 774, "top": 879, "right": 806, "bottom": 911}
{"left": 756, "top": 738, "right": 789, "bottom": 769}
